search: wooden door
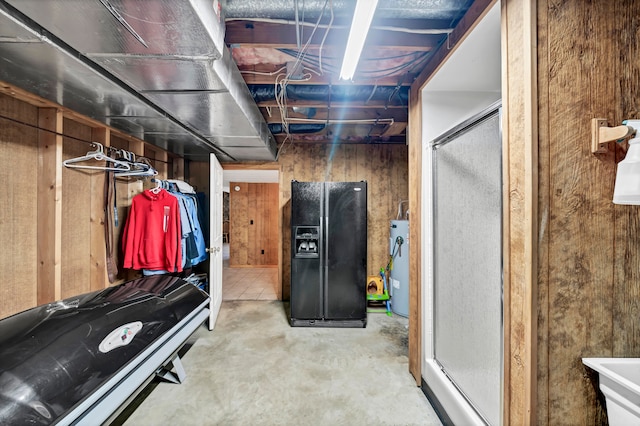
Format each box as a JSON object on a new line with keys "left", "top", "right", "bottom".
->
{"left": 208, "top": 154, "right": 224, "bottom": 330}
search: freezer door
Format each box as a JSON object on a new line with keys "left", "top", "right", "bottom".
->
{"left": 291, "top": 181, "right": 323, "bottom": 225}
{"left": 324, "top": 182, "right": 367, "bottom": 319}
{"left": 290, "top": 181, "right": 323, "bottom": 320}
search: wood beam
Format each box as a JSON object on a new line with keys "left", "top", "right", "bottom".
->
{"left": 221, "top": 162, "right": 280, "bottom": 170}
{"left": 89, "top": 127, "right": 110, "bottom": 292}
{"left": 273, "top": 135, "right": 406, "bottom": 144}
{"left": 128, "top": 139, "right": 145, "bottom": 199}
{"left": 262, "top": 107, "right": 408, "bottom": 123}
{"left": 407, "top": 86, "right": 422, "bottom": 385}
{"left": 225, "top": 20, "right": 443, "bottom": 51}
{"left": 37, "top": 108, "right": 63, "bottom": 304}
{"left": 257, "top": 99, "right": 407, "bottom": 109}
{"left": 0, "top": 83, "right": 52, "bottom": 108}
{"left": 381, "top": 121, "right": 408, "bottom": 137}
{"left": 239, "top": 65, "right": 415, "bottom": 86}
{"left": 145, "top": 146, "right": 168, "bottom": 179}
{"left": 502, "top": 0, "right": 537, "bottom": 423}
{"left": 172, "top": 157, "right": 185, "bottom": 180}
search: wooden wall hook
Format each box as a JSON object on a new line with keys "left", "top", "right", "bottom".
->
{"left": 591, "top": 118, "right": 636, "bottom": 154}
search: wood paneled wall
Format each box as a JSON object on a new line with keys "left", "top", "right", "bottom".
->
{"left": 541, "top": 0, "right": 626, "bottom": 422}
{"left": 187, "top": 161, "right": 210, "bottom": 195}
{"left": 0, "top": 90, "right": 177, "bottom": 320}
{"left": 278, "top": 143, "right": 409, "bottom": 300}
{"left": 229, "top": 182, "right": 279, "bottom": 267}
{"left": 0, "top": 93, "right": 39, "bottom": 316}
{"left": 511, "top": 0, "right": 640, "bottom": 423}
{"left": 61, "top": 119, "right": 99, "bottom": 298}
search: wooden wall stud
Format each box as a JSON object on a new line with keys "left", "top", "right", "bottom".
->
{"left": 37, "top": 108, "right": 63, "bottom": 304}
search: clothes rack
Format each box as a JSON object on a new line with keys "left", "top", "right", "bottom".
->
{"left": 63, "top": 143, "right": 158, "bottom": 177}
{"left": 121, "top": 179, "right": 207, "bottom": 276}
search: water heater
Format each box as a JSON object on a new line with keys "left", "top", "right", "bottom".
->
{"left": 389, "top": 220, "right": 409, "bottom": 317}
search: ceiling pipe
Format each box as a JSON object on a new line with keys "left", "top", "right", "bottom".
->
{"left": 225, "top": 18, "right": 454, "bottom": 35}
{"left": 225, "top": 0, "right": 472, "bottom": 21}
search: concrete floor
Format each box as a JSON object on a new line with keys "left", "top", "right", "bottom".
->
{"left": 116, "top": 301, "right": 442, "bottom": 426}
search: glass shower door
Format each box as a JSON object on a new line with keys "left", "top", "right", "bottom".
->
{"left": 432, "top": 105, "right": 502, "bottom": 425}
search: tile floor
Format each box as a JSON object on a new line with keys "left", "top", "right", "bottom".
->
{"left": 222, "top": 243, "right": 278, "bottom": 301}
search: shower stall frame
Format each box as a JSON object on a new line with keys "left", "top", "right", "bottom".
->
{"left": 422, "top": 100, "right": 504, "bottom": 426}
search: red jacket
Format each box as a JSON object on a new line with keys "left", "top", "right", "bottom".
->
{"left": 122, "top": 189, "right": 182, "bottom": 272}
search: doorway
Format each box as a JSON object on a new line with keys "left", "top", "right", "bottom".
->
{"left": 222, "top": 169, "right": 280, "bottom": 301}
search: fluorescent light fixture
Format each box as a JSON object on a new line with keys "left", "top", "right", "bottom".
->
{"left": 339, "top": 0, "right": 379, "bottom": 80}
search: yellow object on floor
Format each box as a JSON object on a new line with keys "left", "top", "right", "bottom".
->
{"left": 367, "top": 271, "right": 391, "bottom": 316}
{"left": 366, "top": 275, "right": 384, "bottom": 295}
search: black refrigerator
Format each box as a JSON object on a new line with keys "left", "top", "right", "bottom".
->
{"left": 290, "top": 180, "right": 367, "bottom": 327}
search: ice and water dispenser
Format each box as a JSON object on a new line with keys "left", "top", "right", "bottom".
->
{"left": 294, "top": 226, "right": 319, "bottom": 257}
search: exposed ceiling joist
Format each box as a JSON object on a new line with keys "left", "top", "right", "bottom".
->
{"left": 225, "top": 20, "right": 446, "bottom": 51}
{"left": 0, "top": 0, "right": 491, "bottom": 161}
{"left": 262, "top": 108, "right": 408, "bottom": 123}
{"left": 225, "top": 1, "right": 478, "bottom": 147}
{"left": 257, "top": 99, "right": 407, "bottom": 109}
{"left": 381, "top": 121, "right": 409, "bottom": 137}
{"left": 275, "top": 135, "right": 407, "bottom": 144}
{"left": 237, "top": 65, "right": 413, "bottom": 86}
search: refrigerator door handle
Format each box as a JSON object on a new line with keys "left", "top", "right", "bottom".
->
{"left": 319, "top": 215, "right": 324, "bottom": 270}
{"left": 323, "top": 213, "right": 329, "bottom": 318}
{"left": 324, "top": 215, "right": 329, "bottom": 261}
{"left": 323, "top": 183, "right": 329, "bottom": 270}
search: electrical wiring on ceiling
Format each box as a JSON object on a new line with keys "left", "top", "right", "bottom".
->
{"left": 317, "top": 0, "right": 333, "bottom": 75}
{"left": 276, "top": 48, "right": 431, "bottom": 80}
{"left": 275, "top": 0, "right": 333, "bottom": 144}
{"left": 240, "top": 66, "right": 287, "bottom": 77}
{"left": 250, "top": 0, "right": 433, "bottom": 158}
{"left": 279, "top": 48, "right": 428, "bottom": 63}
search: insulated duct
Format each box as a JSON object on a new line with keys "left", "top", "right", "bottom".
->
{"left": 249, "top": 84, "right": 409, "bottom": 105}
{"left": 268, "top": 123, "right": 326, "bottom": 134}
{"left": 0, "top": 0, "right": 277, "bottom": 161}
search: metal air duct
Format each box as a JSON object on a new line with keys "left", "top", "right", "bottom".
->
{"left": 0, "top": 0, "right": 277, "bottom": 161}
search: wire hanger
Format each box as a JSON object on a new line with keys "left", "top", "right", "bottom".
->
{"left": 114, "top": 154, "right": 158, "bottom": 178}
{"left": 115, "top": 163, "right": 158, "bottom": 178}
{"left": 63, "top": 143, "right": 131, "bottom": 171}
